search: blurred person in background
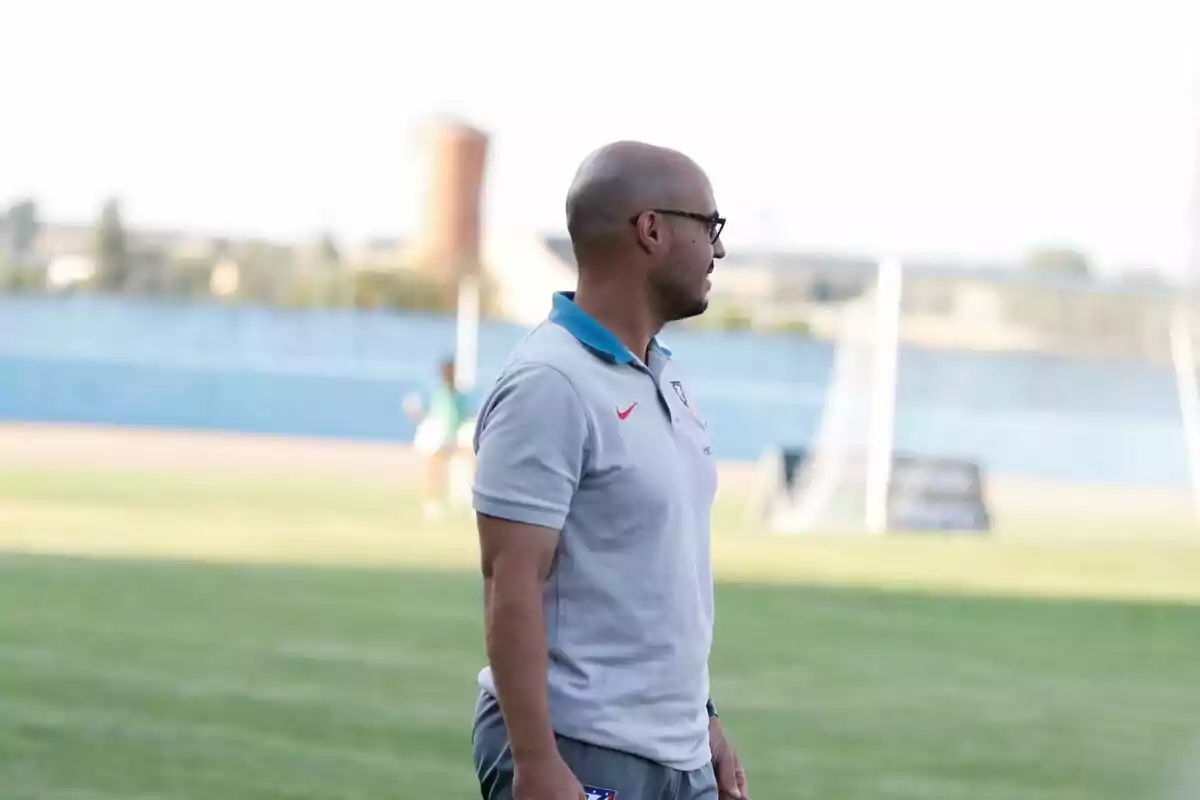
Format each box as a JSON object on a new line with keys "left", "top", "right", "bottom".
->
{"left": 403, "top": 357, "right": 471, "bottom": 520}
{"left": 469, "top": 141, "right": 746, "bottom": 800}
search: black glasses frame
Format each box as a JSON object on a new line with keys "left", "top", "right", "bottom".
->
{"left": 629, "top": 209, "right": 726, "bottom": 244}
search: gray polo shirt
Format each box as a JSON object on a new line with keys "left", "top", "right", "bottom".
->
{"left": 471, "top": 291, "right": 718, "bottom": 771}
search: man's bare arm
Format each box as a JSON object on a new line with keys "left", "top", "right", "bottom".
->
{"left": 478, "top": 513, "right": 561, "bottom": 764}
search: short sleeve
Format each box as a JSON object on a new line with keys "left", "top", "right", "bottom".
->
{"left": 471, "top": 362, "right": 590, "bottom": 530}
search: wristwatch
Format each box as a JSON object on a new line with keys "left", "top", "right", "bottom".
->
{"left": 706, "top": 698, "right": 718, "bottom": 718}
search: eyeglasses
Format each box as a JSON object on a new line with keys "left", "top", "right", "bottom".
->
{"left": 629, "top": 209, "right": 726, "bottom": 244}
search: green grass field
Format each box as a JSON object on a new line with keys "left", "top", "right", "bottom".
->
{"left": 2, "top": 466, "right": 1200, "bottom": 799}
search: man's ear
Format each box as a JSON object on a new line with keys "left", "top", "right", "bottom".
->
{"left": 633, "top": 215, "right": 658, "bottom": 253}
{"left": 642, "top": 214, "right": 666, "bottom": 251}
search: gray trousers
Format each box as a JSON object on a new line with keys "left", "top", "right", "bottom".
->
{"left": 472, "top": 690, "right": 718, "bottom": 800}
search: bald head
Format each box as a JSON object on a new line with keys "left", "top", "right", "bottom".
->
{"left": 565, "top": 141, "right": 709, "bottom": 254}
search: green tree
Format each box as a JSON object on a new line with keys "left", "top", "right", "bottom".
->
{"left": 94, "top": 199, "right": 130, "bottom": 291}
{"left": 1023, "top": 245, "right": 1091, "bottom": 279}
{"left": 3, "top": 198, "right": 40, "bottom": 263}
{"left": 317, "top": 233, "right": 340, "bottom": 267}
{"left": 350, "top": 267, "right": 449, "bottom": 312}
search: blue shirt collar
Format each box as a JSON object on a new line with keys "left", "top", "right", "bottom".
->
{"left": 548, "top": 291, "right": 672, "bottom": 365}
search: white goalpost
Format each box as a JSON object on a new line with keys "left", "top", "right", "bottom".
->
{"left": 768, "top": 256, "right": 904, "bottom": 535}
{"left": 865, "top": 256, "right": 904, "bottom": 533}
{"left": 1169, "top": 304, "right": 1200, "bottom": 521}
{"left": 767, "top": 257, "right": 1200, "bottom": 536}
{"left": 453, "top": 273, "right": 481, "bottom": 394}
{"left": 1176, "top": 84, "right": 1200, "bottom": 523}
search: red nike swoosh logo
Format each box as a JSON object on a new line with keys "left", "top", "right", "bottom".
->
{"left": 617, "top": 402, "right": 637, "bottom": 420}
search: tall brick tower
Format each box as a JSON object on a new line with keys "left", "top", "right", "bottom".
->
{"left": 411, "top": 119, "right": 489, "bottom": 283}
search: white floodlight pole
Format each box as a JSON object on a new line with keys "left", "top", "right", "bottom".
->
{"left": 454, "top": 272, "right": 480, "bottom": 393}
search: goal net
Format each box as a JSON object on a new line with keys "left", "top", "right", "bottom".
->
{"left": 762, "top": 258, "right": 1200, "bottom": 536}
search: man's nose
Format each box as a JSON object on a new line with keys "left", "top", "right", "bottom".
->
{"left": 713, "top": 237, "right": 726, "bottom": 259}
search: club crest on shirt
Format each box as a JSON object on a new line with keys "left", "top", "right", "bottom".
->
{"left": 670, "top": 380, "right": 707, "bottom": 430}
{"left": 669, "top": 380, "right": 689, "bottom": 408}
{"left": 583, "top": 786, "right": 617, "bottom": 800}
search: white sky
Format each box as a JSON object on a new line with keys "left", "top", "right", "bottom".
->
{"left": 2, "top": 0, "right": 1198, "bottom": 274}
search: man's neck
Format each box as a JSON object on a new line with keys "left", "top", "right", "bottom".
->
{"left": 572, "top": 282, "right": 662, "bottom": 363}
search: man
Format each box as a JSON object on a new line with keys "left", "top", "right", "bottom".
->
{"left": 469, "top": 140, "right": 747, "bottom": 800}
{"left": 404, "top": 357, "right": 471, "bottom": 519}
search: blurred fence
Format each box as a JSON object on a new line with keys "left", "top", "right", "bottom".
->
{"left": 0, "top": 275, "right": 1196, "bottom": 511}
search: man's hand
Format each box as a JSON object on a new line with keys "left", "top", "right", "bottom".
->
{"left": 710, "top": 716, "right": 749, "bottom": 799}
{"left": 513, "top": 751, "right": 587, "bottom": 800}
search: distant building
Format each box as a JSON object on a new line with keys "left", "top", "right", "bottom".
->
{"left": 34, "top": 224, "right": 94, "bottom": 262}
{"left": 210, "top": 258, "right": 240, "bottom": 297}
{"left": 46, "top": 255, "right": 95, "bottom": 289}
{"left": 480, "top": 232, "right": 574, "bottom": 325}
